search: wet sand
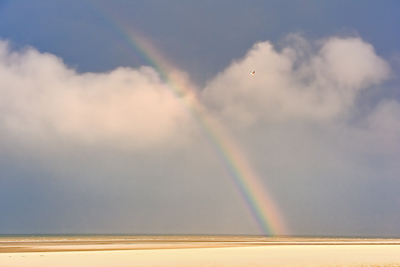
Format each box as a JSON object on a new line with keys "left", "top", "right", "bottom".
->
{"left": 1, "top": 236, "right": 400, "bottom": 266}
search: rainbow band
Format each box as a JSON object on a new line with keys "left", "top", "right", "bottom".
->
{"left": 195, "top": 111, "right": 288, "bottom": 234}
{"left": 83, "top": 2, "right": 288, "bottom": 235}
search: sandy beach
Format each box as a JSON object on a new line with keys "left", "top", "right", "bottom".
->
{"left": 1, "top": 236, "right": 400, "bottom": 266}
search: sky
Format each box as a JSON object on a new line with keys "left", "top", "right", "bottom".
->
{"left": 1, "top": 0, "right": 400, "bottom": 237}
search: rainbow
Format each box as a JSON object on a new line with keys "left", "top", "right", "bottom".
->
{"left": 84, "top": 2, "right": 288, "bottom": 235}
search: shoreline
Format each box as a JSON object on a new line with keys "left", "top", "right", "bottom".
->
{"left": 2, "top": 237, "right": 400, "bottom": 266}
{"left": 2, "top": 236, "right": 400, "bottom": 253}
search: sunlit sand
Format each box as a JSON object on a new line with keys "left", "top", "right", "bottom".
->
{"left": 1, "top": 236, "right": 400, "bottom": 266}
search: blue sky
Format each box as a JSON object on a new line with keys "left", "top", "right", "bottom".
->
{"left": 1, "top": 0, "right": 400, "bottom": 236}
{"left": 2, "top": 0, "right": 400, "bottom": 83}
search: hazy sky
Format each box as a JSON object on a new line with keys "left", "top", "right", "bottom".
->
{"left": 1, "top": 0, "right": 400, "bottom": 237}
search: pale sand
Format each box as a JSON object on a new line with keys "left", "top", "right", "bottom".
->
{"left": 1, "top": 237, "right": 400, "bottom": 267}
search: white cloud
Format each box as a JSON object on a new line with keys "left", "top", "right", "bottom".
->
{"left": 201, "top": 35, "right": 391, "bottom": 125}
{"left": 0, "top": 40, "right": 190, "bottom": 151}
{"left": 1, "top": 35, "right": 400, "bottom": 236}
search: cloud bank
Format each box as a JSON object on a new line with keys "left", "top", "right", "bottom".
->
{"left": 1, "top": 35, "right": 400, "bottom": 236}
{"left": 202, "top": 35, "right": 390, "bottom": 124}
{"left": 202, "top": 35, "right": 400, "bottom": 236}
{"left": 0, "top": 40, "right": 189, "bottom": 152}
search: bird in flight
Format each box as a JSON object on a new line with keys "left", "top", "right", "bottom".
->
{"left": 250, "top": 71, "right": 256, "bottom": 75}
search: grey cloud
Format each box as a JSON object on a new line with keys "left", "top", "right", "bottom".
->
{"left": 1, "top": 34, "right": 400, "bottom": 236}
{"left": 201, "top": 35, "right": 400, "bottom": 236}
